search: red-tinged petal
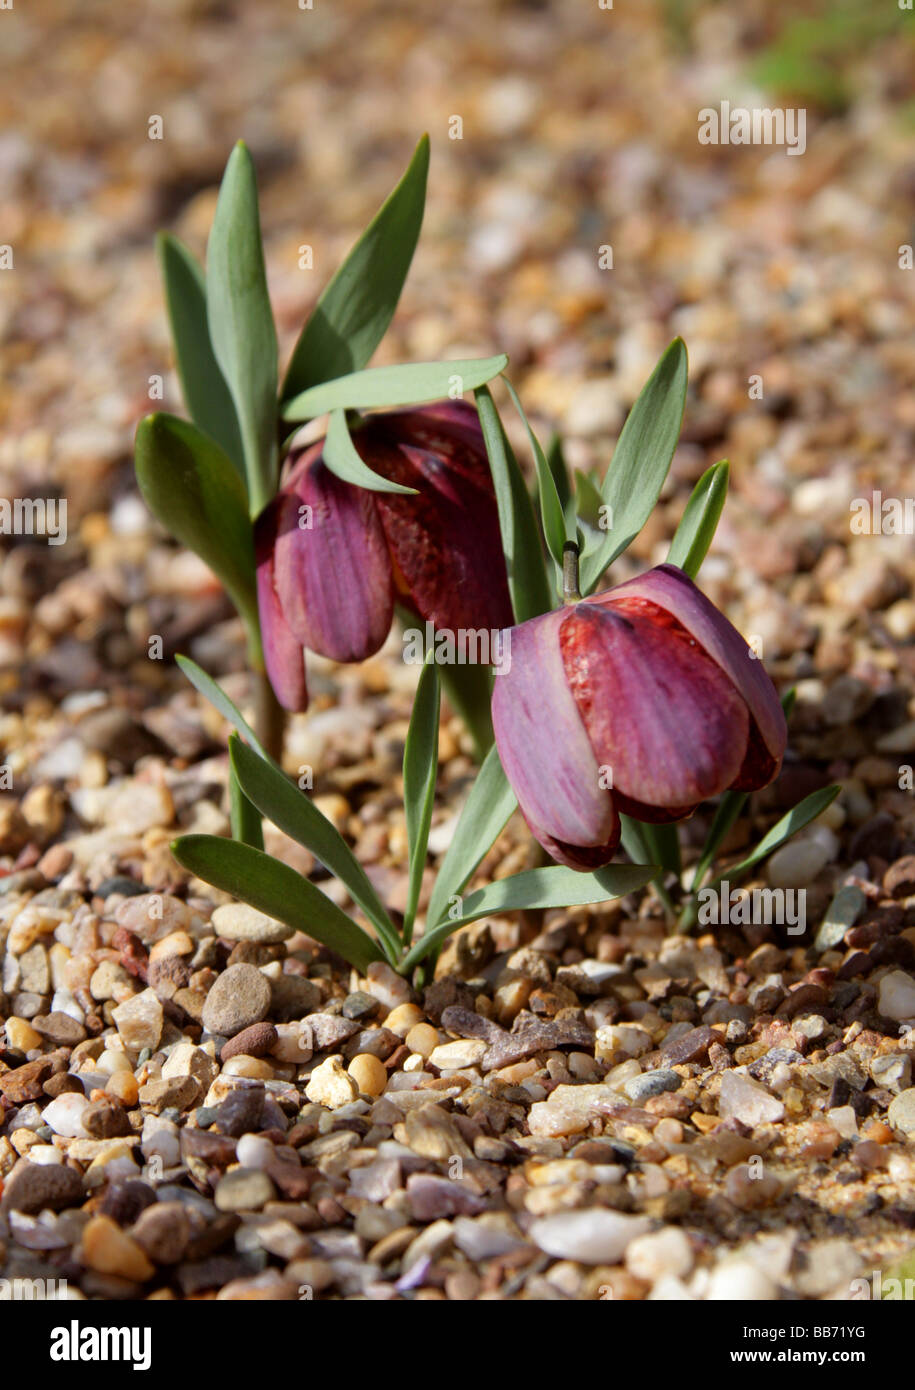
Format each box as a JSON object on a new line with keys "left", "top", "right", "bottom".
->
{"left": 599, "top": 564, "right": 787, "bottom": 783}
{"left": 274, "top": 454, "right": 394, "bottom": 662}
{"left": 491, "top": 608, "right": 620, "bottom": 869}
{"left": 255, "top": 500, "right": 308, "bottom": 713}
{"left": 560, "top": 601, "right": 748, "bottom": 811}
{"left": 359, "top": 406, "right": 514, "bottom": 634}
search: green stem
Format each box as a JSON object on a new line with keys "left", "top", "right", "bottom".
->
{"left": 253, "top": 665, "right": 286, "bottom": 764}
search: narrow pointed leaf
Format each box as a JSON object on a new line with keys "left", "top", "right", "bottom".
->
{"left": 402, "top": 656, "right": 440, "bottom": 942}
{"left": 426, "top": 742, "right": 517, "bottom": 930}
{"left": 171, "top": 834, "right": 383, "bottom": 974}
{"left": 282, "top": 356, "right": 508, "bottom": 422}
{"left": 156, "top": 232, "right": 245, "bottom": 480}
{"left": 229, "top": 768, "right": 264, "bottom": 851}
{"left": 323, "top": 409, "right": 416, "bottom": 495}
{"left": 402, "top": 863, "right": 655, "bottom": 973}
{"left": 229, "top": 736, "right": 400, "bottom": 960}
{"left": 722, "top": 785, "right": 841, "bottom": 883}
{"left": 580, "top": 338, "right": 688, "bottom": 594}
{"left": 474, "top": 385, "right": 552, "bottom": 623}
{"left": 206, "top": 141, "right": 278, "bottom": 514}
{"left": 667, "top": 459, "right": 729, "bottom": 578}
{"left": 175, "top": 654, "right": 266, "bottom": 759}
{"left": 502, "top": 378, "right": 568, "bottom": 570}
{"left": 546, "top": 432, "right": 573, "bottom": 516}
{"left": 282, "top": 135, "right": 430, "bottom": 401}
{"left": 135, "top": 414, "right": 258, "bottom": 640}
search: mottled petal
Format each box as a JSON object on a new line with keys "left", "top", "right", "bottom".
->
{"left": 274, "top": 452, "right": 394, "bottom": 662}
{"left": 492, "top": 608, "right": 619, "bottom": 869}
{"left": 255, "top": 500, "right": 308, "bottom": 713}
{"left": 601, "top": 564, "right": 787, "bottom": 784}
{"left": 560, "top": 602, "right": 748, "bottom": 810}
{"left": 361, "top": 406, "right": 514, "bottom": 634}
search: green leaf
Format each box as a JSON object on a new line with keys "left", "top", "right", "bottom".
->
{"left": 282, "top": 356, "right": 508, "bottom": 422}
{"left": 135, "top": 414, "right": 259, "bottom": 648}
{"left": 229, "top": 736, "right": 401, "bottom": 962}
{"left": 322, "top": 409, "right": 416, "bottom": 495}
{"left": 229, "top": 767, "right": 264, "bottom": 851}
{"left": 402, "top": 656, "right": 440, "bottom": 944}
{"left": 175, "top": 654, "right": 266, "bottom": 759}
{"left": 171, "top": 834, "right": 383, "bottom": 974}
{"left": 206, "top": 141, "right": 278, "bottom": 515}
{"left": 689, "top": 791, "right": 748, "bottom": 893}
{"left": 619, "top": 813, "right": 676, "bottom": 917}
{"left": 425, "top": 743, "right": 517, "bottom": 932}
{"left": 156, "top": 232, "right": 246, "bottom": 481}
{"left": 721, "top": 785, "right": 841, "bottom": 884}
{"left": 580, "top": 338, "right": 688, "bottom": 594}
{"left": 667, "top": 459, "right": 729, "bottom": 578}
{"left": 643, "top": 822, "right": 682, "bottom": 878}
{"left": 546, "top": 432, "right": 573, "bottom": 516}
{"left": 474, "top": 385, "right": 553, "bottom": 624}
{"left": 281, "top": 135, "right": 430, "bottom": 402}
{"left": 574, "top": 468, "right": 609, "bottom": 557}
{"left": 402, "top": 862, "right": 655, "bottom": 973}
{"left": 502, "top": 378, "right": 568, "bottom": 572}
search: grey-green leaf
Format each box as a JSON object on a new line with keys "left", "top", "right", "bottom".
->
{"left": 134, "top": 414, "right": 259, "bottom": 644}
{"left": 171, "top": 834, "right": 384, "bottom": 975}
{"left": 175, "top": 654, "right": 266, "bottom": 759}
{"left": 206, "top": 141, "right": 278, "bottom": 515}
{"left": 580, "top": 338, "right": 688, "bottom": 594}
{"left": 229, "top": 736, "right": 400, "bottom": 961}
{"left": 281, "top": 135, "right": 430, "bottom": 402}
{"left": 282, "top": 356, "right": 508, "bottom": 422}
{"left": 425, "top": 742, "right": 517, "bottom": 931}
{"left": 502, "top": 378, "right": 568, "bottom": 571}
{"left": 156, "top": 232, "right": 246, "bottom": 481}
{"left": 228, "top": 767, "right": 264, "bottom": 851}
{"left": 322, "top": 409, "right": 416, "bottom": 495}
{"left": 402, "top": 863, "right": 655, "bottom": 972}
{"left": 723, "top": 785, "right": 841, "bottom": 884}
{"left": 474, "top": 385, "right": 552, "bottom": 624}
{"left": 402, "top": 656, "right": 440, "bottom": 942}
{"left": 666, "top": 459, "right": 729, "bottom": 579}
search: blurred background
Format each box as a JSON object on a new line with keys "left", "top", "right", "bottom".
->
{"left": 0, "top": 0, "right": 913, "bottom": 722}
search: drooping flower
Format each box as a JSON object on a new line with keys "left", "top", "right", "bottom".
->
{"left": 256, "top": 400, "right": 514, "bottom": 710}
{"left": 491, "top": 563, "right": 787, "bottom": 869}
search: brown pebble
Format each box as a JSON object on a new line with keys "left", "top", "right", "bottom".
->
{"left": 221, "top": 1022, "right": 278, "bottom": 1063}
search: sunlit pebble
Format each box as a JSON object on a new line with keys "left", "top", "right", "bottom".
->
{"left": 42, "top": 1092, "right": 91, "bottom": 1139}
{"left": 236, "top": 1134, "right": 274, "bottom": 1170}
{"left": 25, "top": 1145, "right": 63, "bottom": 1166}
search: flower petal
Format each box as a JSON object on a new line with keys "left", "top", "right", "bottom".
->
{"left": 601, "top": 564, "right": 787, "bottom": 782}
{"left": 560, "top": 601, "right": 748, "bottom": 811}
{"left": 274, "top": 449, "right": 394, "bottom": 662}
{"left": 255, "top": 500, "right": 308, "bottom": 712}
{"left": 491, "top": 608, "right": 619, "bottom": 868}
{"left": 362, "top": 405, "right": 515, "bottom": 634}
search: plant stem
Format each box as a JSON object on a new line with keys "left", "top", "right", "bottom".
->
{"left": 562, "top": 541, "right": 582, "bottom": 604}
{"left": 254, "top": 667, "right": 286, "bottom": 763}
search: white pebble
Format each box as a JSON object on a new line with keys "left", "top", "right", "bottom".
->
{"left": 236, "top": 1134, "right": 275, "bottom": 1170}
{"left": 42, "top": 1093, "right": 91, "bottom": 1139}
